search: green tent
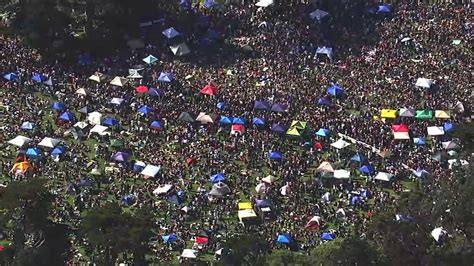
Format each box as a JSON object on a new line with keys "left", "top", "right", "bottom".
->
{"left": 416, "top": 110, "right": 433, "bottom": 119}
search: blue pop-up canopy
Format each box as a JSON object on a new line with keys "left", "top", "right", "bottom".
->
{"left": 52, "top": 146, "right": 66, "bottom": 156}
{"left": 254, "top": 101, "right": 270, "bottom": 110}
{"left": 327, "top": 84, "right": 344, "bottom": 96}
{"left": 51, "top": 102, "right": 65, "bottom": 110}
{"left": 269, "top": 151, "right": 283, "bottom": 160}
{"left": 276, "top": 234, "right": 292, "bottom": 244}
{"left": 378, "top": 4, "right": 392, "bottom": 13}
{"left": 361, "top": 190, "right": 371, "bottom": 198}
{"left": 102, "top": 117, "right": 120, "bottom": 126}
{"left": 351, "top": 153, "right": 366, "bottom": 163}
{"left": 256, "top": 199, "right": 272, "bottom": 208}
{"left": 413, "top": 137, "right": 426, "bottom": 145}
{"left": 3, "top": 72, "right": 18, "bottom": 81}
{"left": 210, "top": 173, "right": 225, "bottom": 183}
{"left": 315, "top": 128, "right": 330, "bottom": 137}
{"left": 162, "top": 234, "right": 178, "bottom": 243}
{"left": 351, "top": 195, "right": 361, "bottom": 205}
{"left": 122, "top": 194, "right": 135, "bottom": 206}
{"left": 321, "top": 232, "right": 336, "bottom": 241}
{"left": 318, "top": 98, "right": 331, "bottom": 106}
{"left": 443, "top": 122, "right": 454, "bottom": 132}
{"left": 252, "top": 117, "right": 266, "bottom": 125}
{"left": 148, "top": 87, "right": 161, "bottom": 97}
{"left": 204, "top": 0, "right": 216, "bottom": 9}
{"left": 271, "top": 103, "right": 287, "bottom": 113}
{"left": 217, "top": 102, "right": 225, "bottom": 110}
{"left": 21, "top": 121, "right": 36, "bottom": 130}
{"left": 359, "top": 165, "right": 375, "bottom": 175}
{"left": 271, "top": 124, "right": 286, "bottom": 133}
{"left": 112, "top": 151, "right": 130, "bottom": 162}
{"left": 26, "top": 147, "right": 41, "bottom": 157}
{"left": 232, "top": 117, "right": 246, "bottom": 125}
{"left": 59, "top": 111, "right": 75, "bottom": 122}
{"left": 149, "top": 121, "right": 162, "bottom": 130}
{"left": 31, "top": 73, "right": 47, "bottom": 82}
{"left": 143, "top": 55, "right": 158, "bottom": 65}
{"left": 219, "top": 116, "right": 233, "bottom": 124}
{"left": 138, "top": 105, "right": 153, "bottom": 114}
{"left": 162, "top": 27, "right": 180, "bottom": 39}
{"left": 133, "top": 161, "right": 146, "bottom": 173}
{"left": 158, "top": 72, "right": 174, "bottom": 82}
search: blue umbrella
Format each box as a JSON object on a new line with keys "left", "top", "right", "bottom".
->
{"left": 143, "top": 55, "right": 158, "bottom": 65}
{"left": 59, "top": 111, "right": 75, "bottom": 122}
{"left": 150, "top": 121, "right": 163, "bottom": 129}
{"left": 254, "top": 101, "right": 270, "bottom": 110}
{"left": 204, "top": 0, "right": 216, "bottom": 8}
{"left": 318, "top": 98, "right": 331, "bottom": 106}
{"left": 351, "top": 195, "right": 361, "bottom": 205}
{"left": 158, "top": 72, "right": 174, "bottom": 82}
{"left": 232, "top": 117, "right": 246, "bottom": 125}
{"left": 31, "top": 73, "right": 47, "bottom": 82}
{"left": 321, "top": 232, "right": 336, "bottom": 241}
{"left": 210, "top": 173, "right": 225, "bottom": 183}
{"left": 102, "top": 117, "right": 120, "bottom": 126}
{"left": 216, "top": 102, "right": 225, "bottom": 109}
{"left": 361, "top": 190, "right": 371, "bottom": 198}
{"left": 351, "top": 153, "right": 366, "bottom": 163}
{"left": 21, "top": 121, "right": 35, "bottom": 130}
{"left": 162, "top": 27, "right": 180, "bottom": 39}
{"left": 3, "top": 72, "right": 18, "bottom": 81}
{"left": 51, "top": 146, "right": 66, "bottom": 156}
{"left": 271, "top": 124, "right": 286, "bottom": 133}
{"left": 443, "top": 122, "right": 454, "bottom": 132}
{"left": 148, "top": 87, "right": 161, "bottom": 97}
{"left": 162, "top": 234, "right": 178, "bottom": 243}
{"left": 271, "top": 103, "right": 286, "bottom": 113}
{"left": 122, "top": 195, "right": 135, "bottom": 206}
{"left": 138, "top": 105, "right": 153, "bottom": 114}
{"left": 378, "top": 4, "right": 391, "bottom": 13}
{"left": 252, "top": 117, "right": 266, "bottom": 125}
{"left": 276, "top": 234, "right": 292, "bottom": 244}
{"left": 219, "top": 116, "right": 233, "bottom": 124}
{"left": 359, "top": 165, "right": 375, "bottom": 175}
{"left": 315, "top": 128, "right": 330, "bottom": 137}
{"left": 51, "top": 102, "right": 65, "bottom": 110}
{"left": 26, "top": 148, "right": 41, "bottom": 157}
{"left": 413, "top": 137, "right": 426, "bottom": 145}
{"left": 269, "top": 151, "right": 283, "bottom": 160}
{"left": 133, "top": 161, "right": 146, "bottom": 173}
{"left": 327, "top": 85, "right": 344, "bottom": 96}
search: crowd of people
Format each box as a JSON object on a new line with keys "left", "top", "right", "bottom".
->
{"left": 0, "top": 0, "right": 472, "bottom": 263}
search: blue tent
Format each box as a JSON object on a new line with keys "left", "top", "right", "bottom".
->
{"left": 78, "top": 179, "right": 95, "bottom": 187}
{"left": 167, "top": 194, "right": 181, "bottom": 205}
{"left": 204, "top": 0, "right": 216, "bottom": 8}
{"left": 180, "top": 0, "right": 191, "bottom": 9}
{"left": 44, "top": 78, "right": 53, "bottom": 86}
{"left": 143, "top": 55, "right": 158, "bottom": 65}
{"left": 269, "top": 151, "right": 283, "bottom": 160}
{"left": 443, "top": 122, "right": 454, "bottom": 132}
{"left": 321, "top": 232, "right": 336, "bottom": 241}
{"left": 351, "top": 195, "right": 361, "bottom": 205}
{"left": 122, "top": 195, "right": 135, "bottom": 206}
{"left": 51, "top": 102, "right": 66, "bottom": 110}
{"left": 102, "top": 117, "right": 120, "bottom": 126}
{"left": 31, "top": 74, "right": 47, "bottom": 82}
{"left": 276, "top": 234, "right": 292, "bottom": 244}
{"left": 256, "top": 199, "right": 272, "bottom": 208}
{"left": 219, "top": 116, "right": 233, "bottom": 124}
{"left": 78, "top": 54, "right": 92, "bottom": 66}
{"left": 254, "top": 101, "right": 270, "bottom": 110}
{"left": 378, "top": 4, "right": 392, "bottom": 13}
{"left": 162, "top": 27, "right": 180, "bottom": 39}
{"left": 162, "top": 234, "right": 178, "bottom": 243}
{"left": 359, "top": 165, "right": 375, "bottom": 175}
{"left": 318, "top": 98, "right": 331, "bottom": 106}
{"left": 315, "top": 128, "right": 330, "bottom": 137}
{"left": 148, "top": 87, "right": 161, "bottom": 97}
{"left": 271, "top": 103, "right": 287, "bottom": 113}
{"left": 210, "top": 173, "right": 225, "bottom": 183}
{"left": 361, "top": 190, "right": 371, "bottom": 198}
{"left": 233, "top": 117, "right": 246, "bottom": 125}
{"left": 51, "top": 146, "right": 66, "bottom": 156}
{"left": 252, "top": 117, "right": 266, "bottom": 125}
{"left": 138, "top": 105, "right": 153, "bottom": 114}
{"left": 59, "top": 111, "right": 75, "bottom": 122}
{"left": 26, "top": 148, "right": 41, "bottom": 157}
{"left": 150, "top": 121, "right": 162, "bottom": 129}
{"left": 21, "top": 121, "right": 35, "bottom": 130}
{"left": 271, "top": 124, "right": 286, "bottom": 133}
{"left": 414, "top": 169, "right": 429, "bottom": 178}
{"left": 133, "top": 162, "right": 146, "bottom": 173}
{"left": 158, "top": 72, "right": 174, "bottom": 82}
{"left": 413, "top": 137, "right": 426, "bottom": 145}
{"left": 327, "top": 85, "right": 344, "bottom": 96}
{"left": 3, "top": 72, "right": 18, "bottom": 81}
{"left": 351, "top": 153, "right": 366, "bottom": 163}
{"left": 217, "top": 102, "right": 225, "bottom": 110}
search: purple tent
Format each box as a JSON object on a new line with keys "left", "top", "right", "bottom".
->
{"left": 271, "top": 124, "right": 286, "bottom": 133}
{"left": 254, "top": 101, "right": 270, "bottom": 110}
{"left": 271, "top": 103, "right": 287, "bottom": 113}
{"left": 112, "top": 151, "right": 130, "bottom": 162}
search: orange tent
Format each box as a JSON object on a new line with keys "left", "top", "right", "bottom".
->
{"left": 11, "top": 161, "right": 32, "bottom": 174}
{"left": 200, "top": 85, "right": 218, "bottom": 96}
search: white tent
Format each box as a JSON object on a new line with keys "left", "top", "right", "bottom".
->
{"left": 141, "top": 165, "right": 160, "bottom": 177}
{"left": 88, "top": 72, "right": 104, "bottom": 83}
{"left": 75, "top": 88, "right": 88, "bottom": 95}
{"left": 431, "top": 227, "right": 446, "bottom": 242}
{"left": 88, "top": 111, "right": 102, "bottom": 125}
{"left": 315, "top": 46, "right": 333, "bottom": 61}
{"left": 262, "top": 175, "right": 276, "bottom": 184}
{"left": 209, "top": 182, "right": 231, "bottom": 197}
{"left": 170, "top": 43, "right": 191, "bottom": 56}
{"left": 447, "top": 159, "right": 469, "bottom": 169}
{"left": 38, "top": 137, "right": 61, "bottom": 148}
{"left": 336, "top": 208, "right": 346, "bottom": 217}
{"left": 334, "top": 169, "right": 351, "bottom": 179}
{"left": 180, "top": 249, "right": 197, "bottom": 259}
{"left": 309, "top": 9, "right": 329, "bottom": 21}
{"left": 280, "top": 184, "right": 290, "bottom": 196}
{"left": 374, "top": 172, "right": 394, "bottom": 182}
{"left": 255, "top": 183, "right": 267, "bottom": 194}
{"left": 442, "top": 141, "right": 459, "bottom": 150}
{"left": 8, "top": 136, "right": 32, "bottom": 147}
{"left": 110, "top": 76, "right": 127, "bottom": 87}
{"left": 196, "top": 113, "right": 216, "bottom": 124}
{"left": 427, "top": 126, "right": 444, "bottom": 136}
{"left": 110, "top": 98, "right": 124, "bottom": 105}
{"left": 89, "top": 125, "right": 109, "bottom": 135}
{"left": 316, "top": 161, "right": 335, "bottom": 173}
{"left": 415, "top": 78, "right": 434, "bottom": 88}
{"left": 330, "top": 139, "right": 350, "bottom": 149}
{"left": 74, "top": 121, "right": 89, "bottom": 129}
{"left": 127, "top": 69, "right": 143, "bottom": 79}
{"left": 153, "top": 184, "right": 173, "bottom": 196}
{"left": 255, "top": 0, "right": 274, "bottom": 7}
{"left": 393, "top": 132, "right": 410, "bottom": 140}
{"left": 238, "top": 209, "right": 258, "bottom": 222}
{"left": 399, "top": 108, "right": 416, "bottom": 117}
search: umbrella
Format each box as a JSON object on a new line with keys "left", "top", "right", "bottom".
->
{"left": 150, "top": 121, "right": 163, "bottom": 130}
{"left": 148, "top": 87, "right": 161, "bottom": 96}
{"left": 78, "top": 179, "right": 95, "bottom": 187}
{"left": 51, "top": 102, "right": 66, "bottom": 110}
{"left": 135, "top": 85, "right": 148, "bottom": 93}
{"left": 232, "top": 117, "right": 246, "bottom": 125}
{"left": 416, "top": 110, "right": 433, "bottom": 120}
{"left": 133, "top": 161, "right": 146, "bottom": 172}
{"left": 219, "top": 116, "right": 233, "bottom": 125}
{"left": 256, "top": 0, "right": 273, "bottom": 7}
{"left": 276, "top": 234, "right": 292, "bottom": 244}
{"left": 413, "top": 137, "right": 426, "bottom": 145}
{"left": 254, "top": 101, "right": 270, "bottom": 110}
{"left": 180, "top": 0, "right": 191, "bottom": 9}
{"left": 162, "top": 234, "right": 178, "bottom": 243}
{"left": 51, "top": 146, "right": 66, "bottom": 155}
{"left": 271, "top": 103, "right": 287, "bottom": 113}
{"left": 196, "top": 236, "right": 209, "bottom": 245}
{"left": 8, "top": 135, "right": 32, "bottom": 147}
{"left": 209, "top": 182, "right": 231, "bottom": 197}
{"left": 110, "top": 98, "right": 124, "bottom": 105}
{"left": 392, "top": 124, "right": 409, "bottom": 132}
{"left": 318, "top": 98, "right": 331, "bottom": 106}
{"left": 31, "top": 74, "right": 47, "bottom": 82}
{"left": 122, "top": 195, "right": 135, "bottom": 206}
{"left": 351, "top": 153, "right": 366, "bottom": 163}
{"left": 252, "top": 117, "right": 266, "bottom": 125}
{"left": 178, "top": 112, "right": 195, "bottom": 122}
{"left": 210, "top": 173, "right": 225, "bottom": 183}
{"left": 110, "top": 76, "right": 127, "bottom": 87}
{"left": 321, "top": 232, "right": 336, "bottom": 241}
{"left": 315, "top": 128, "right": 330, "bottom": 137}
{"left": 200, "top": 85, "right": 218, "bottom": 96}
{"left": 3, "top": 72, "right": 18, "bottom": 81}
{"left": 271, "top": 124, "right": 286, "bottom": 133}
{"left": 360, "top": 165, "right": 375, "bottom": 175}
{"left": 375, "top": 172, "right": 394, "bottom": 182}
{"left": 170, "top": 43, "right": 191, "bottom": 56}
{"left": 102, "top": 117, "right": 120, "bottom": 127}
{"left": 112, "top": 151, "right": 130, "bottom": 162}
{"left": 415, "top": 78, "right": 433, "bottom": 88}
{"left": 158, "top": 72, "right": 174, "bottom": 82}
{"left": 443, "top": 122, "right": 454, "bottom": 132}
{"left": 142, "top": 55, "right": 158, "bottom": 65}
{"left": 268, "top": 151, "right": 283, "bottom": 160}
{"left": 26, "top": 148, "right": 41, "bottom": 157}
{"left": 38, "top": 137, "right": 61, "bottom": 148}
{"left": 21, "top": 121, "right": 36, "bottom": 130}
{"left": 59, "top": 112, "right": 75, "bottom": 122}
{"left": 377, "top": 4, "right": 391, "bottom": 13}
{"left": 216, "top": 102, "right": 225, "bottom": 109}
{"left": 138, "top": 105, "right": 153, "bottom": 114}
{"left": 327, "top": 84, "right": 344, "bottom": 96}
{"left": 162, "top": 27, "right": 180, "bottom": 39}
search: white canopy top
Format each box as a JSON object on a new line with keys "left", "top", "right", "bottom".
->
{"left": 427, "top": 126, "right": 444, "bottom": 136}
{"left": 238, "top": 209, "right": 258, "bottom": 222}
{"left": 141, "top": 165, "right": 160, "bottom": 177}
{"left": 415, "top": 78, "right": 433, "bottom": 88}
{"left": 375, "top": 172, "right": 394, "bottom": 181}
{"left": 88, "top": 111, "right": 103, "bottom": 125}
{"left": 180, "top": 249, "right": 197, "bottom": 259}
{"left": 442, "top": 141, "right": 459, "bottom": 150}
{"left": 431, "top": 227, "right": 446, "bottom": 242}
{"left": 256, "top": 0, "right": 274, "bottom": 7}
{"left": 334, "top": 169, "right": 351, "bottom": 179}
{"left": 8, "top": 135, "right": 32, "bottom": 147}
{"left": 89, "top": 125, "right": 109, "bottom": 135}
{"left": 110, "top": 98, "right": 124, "bottom": 105}
{"left": 110, "top": 76, "right": 128, "bottom": 87}
{"left": 74, "top": 121, "right": 89, "bottom": 129}
{"left": 309, "top": 9, "right": 329, "bottom": 20}
{"left": 153, "top": 184, "right": 173, "bottom": 195}
{"left": 38, "top": 137, "right": 61, "bottom": 148}
{"left": 331, "top": 139, "right": 350, "bottom": 149}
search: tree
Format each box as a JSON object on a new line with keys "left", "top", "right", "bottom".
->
{"left": 219, "top": 234, "right": 268, "bottom": 266}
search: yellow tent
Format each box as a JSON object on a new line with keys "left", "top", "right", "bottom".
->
{"left": 290, "top": 120, "right": 307, "bottom": 129}
{"left": 11, "top": 161, "right": 32, "bottom": 174}
{"left": 286, "top": 127, "right": 301, "bottom": 136}
{"left": 380, "top": 109, "right": 397, "bottom": 118}
{"left": 434, "top": 110, "right": 450, "bottom": 119}
{"left": 238, "top": 202, "right": 253, "bottom": 210}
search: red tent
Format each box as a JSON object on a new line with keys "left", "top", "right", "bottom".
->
{"left": 195, "top": 236, "right": 208, "bottom": 245}
{"left": 186, "top": 157, "right": 195, "bottom": 165}
{"left": 231, "top": 124, "right": 245, "bottom": 134}
{"left": 135, "top": 85, "right": 148, "bottom": 93}
{"left": 314, "top": 142, "right": 323, "bottom": 151}
{"left": 200, "top": 85, "right": 217, "bottom": 96}
{"left": 391, "top": 124, "right": 409, "bottom": 132}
